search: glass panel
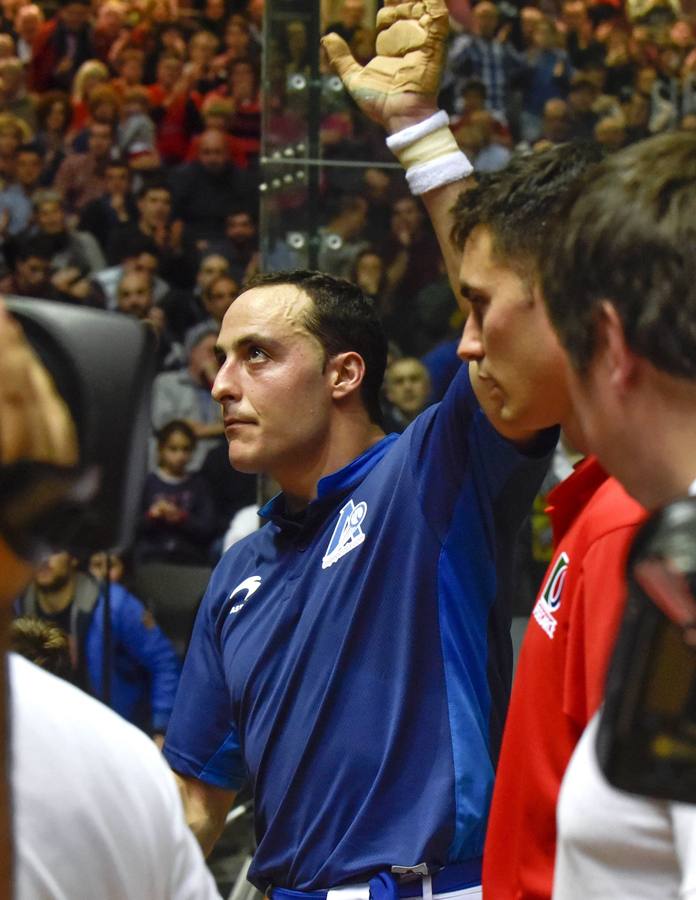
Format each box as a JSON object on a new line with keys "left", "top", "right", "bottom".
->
{"left": 259, "top": 0, "right": 401, "bottom": 271}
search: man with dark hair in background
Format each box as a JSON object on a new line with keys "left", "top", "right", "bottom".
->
{"left": 540, "top": 131, "right": 696, "bottom": 898}
{"left": 107, "top": 180, "right": 197, "bottom": 289}
{"left": 151, "top": 321, "right": 224, "bottom": 468}
{"left": 16, "top": 550, "right": 181, "bottom": 739}
{"left": 171, "top": 129, "right": 255, "bottom": 247}
{"left": 28, "top": 0, "right": 93, "bottom": 92}
{"left": 53, "top": 120, "right": 115, "bottom": 214}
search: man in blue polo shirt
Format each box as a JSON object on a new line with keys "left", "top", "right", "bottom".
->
{"left": 164, "top": 2, "right": 569, "bottom": 897}
{"left": 164, "top": 262, "right": 560, "bottom": 894}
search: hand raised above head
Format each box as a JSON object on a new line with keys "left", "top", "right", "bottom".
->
{"left": 322, "top": 0, "right": 449, "bottom": 133}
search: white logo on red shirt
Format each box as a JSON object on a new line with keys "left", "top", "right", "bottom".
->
{"left": 532, "top": 551, "right": 569, "bottom": 639}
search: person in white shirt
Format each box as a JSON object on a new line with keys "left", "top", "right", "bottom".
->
{"left": 540, "top": 131, "right": 696, "bottom": 897}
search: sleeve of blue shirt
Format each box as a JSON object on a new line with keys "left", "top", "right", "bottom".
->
{"left": 163, "top": 569, "right": 247, "bottom": 789}
{"left": 407, "top": 363, "right": 557, "bottom": 541}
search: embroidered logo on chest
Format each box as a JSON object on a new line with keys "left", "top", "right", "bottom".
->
{"left": 228, "top": 575, "right": 263, "bottom": 614}
{"left": 321, "top": 500, "right": 368, "bottom": 569}
{"left": 532, "top": 551, "right": 569, "bottom": 639}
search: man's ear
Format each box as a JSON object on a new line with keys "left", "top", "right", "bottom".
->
{"left": 329, "top": 351, "right": 366, "bottom": 402}
{"left": 598, "top": 300, "right": 637, "bottom": 394}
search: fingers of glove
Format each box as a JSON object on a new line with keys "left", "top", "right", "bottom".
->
{"left": 321, "top": 32, "right": 362, "bottom": 83}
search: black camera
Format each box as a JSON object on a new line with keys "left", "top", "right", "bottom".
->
{"left": 597, "top": 496, "right": 696, "bottom": 803}
{"left": 0, "top": 298, "right": 156, "bottom": 562}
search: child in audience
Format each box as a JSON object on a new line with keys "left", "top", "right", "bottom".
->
{"left": 137, "top": 420, "right": 217, "bottom": 565}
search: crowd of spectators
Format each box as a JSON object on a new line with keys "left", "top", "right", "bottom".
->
{"left": 4, "top": 0, "right": 696, "bottom": 636}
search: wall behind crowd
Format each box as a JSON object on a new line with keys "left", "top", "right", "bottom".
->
{"left": 1, "top": 0, "right": 692, "bottom": 572}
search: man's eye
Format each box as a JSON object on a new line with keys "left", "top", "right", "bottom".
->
{"left": 248, "top": 346, "right": 267, "bottom": 361}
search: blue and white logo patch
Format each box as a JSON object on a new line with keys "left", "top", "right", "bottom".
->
{"left": 228, "top": 575, "right": 262, "bottom": 614}
{"left": 322, "top": 500, "right": 367, "bottom": 569}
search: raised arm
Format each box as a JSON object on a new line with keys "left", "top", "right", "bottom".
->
{"left": 322, "top": 0, "right": 472, "bottom": 307}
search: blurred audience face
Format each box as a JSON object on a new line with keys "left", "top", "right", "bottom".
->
{"left": 158, "top": 428, "right": 194, "bottom": 477}
{"left": 88, "top": 122, "right": 114, "bottom": 160}
{"left": 385, "top": 358, "right": 431, "bottom": 421}
{"left": 0, "top": 59, "right": 24, "bottom": 98}
{"left": 36, "top": 198, "right": 65, "bottom": 235}
{"left": 0, "top": 124, "right": 20, "bottom": 159}
{"left": 15, "top": 254, "right": 51, "bottom": 292}
{"left": 119, "top": 52, "right": 145, "bottom": 86}
{"left": 225, "top": 19, "right": 251, "bottom": 55}
{"left": 533, "top": 19, "right": 556, "bottom": 51}
{"left": 0, "top": 34, "right": 13, "bottom": 60}
{"left": 105, "top": 163, "right": 130, "bottom": 196}
{"left": 34, "top": 552, "right": 75, "bottom": 592}
{"left": 681, "top": 113, "right": 696, "bottom": 130}
{"left": 594, "top": 116, "right": 626, "bottom": 150}
{"left": 204, "top": 275, "right": 239, "bottom": 323}
{"left": 45, "top": 99, "right": 69, "bottom": 134}
{"left": 60, "top": 2, "right": 89, "bottom": 33}
{"left": 636, "top": 65, "right": 657, "bottom": 94}
{"left": 391, "top": 197, "right": 423, "bottom": 237}
{"left": 190, "top": 31, "right": 218, "bottom": 65}
{"left": 462, "top": 83, "right": 486, "bottom": 112}
{"left": 226, "top": 211, "right": 256, "bottom": 247}
{"left": 354, "top": 251, "right": 384, "bottom": 296}
{"left": 205, "top": 0, "right": 226, "bottom": 19}
{"left": 138, "top": 187, "right": 172, "bottom": 228}
{"left": 521, "top": 6, "right": 543, "bottom": 44}
{"left": 15, "top": 149, "right": 41, "bottom": 190}
{"left": 474, "top": 3, "right": 499, "bottom": 41}
{"left": 88, "top": 551, "right": 124, "bottom": 582}
{"left": 188, "top": 332, "right": 219, "bottom": 383}
{"left": 229, "top": 60, "right": 257, "bottom": 100}
{"left": 117, "top": 270, "right": 153, "bottom": 319}
{"left": 157, "top": 55, "right": 183, "bottom": 90}
{"left": 198, "top": 130, "right": 229, "bottom": 173}
{"left": 341, "top": 0, "right": 365, "bottom": 27}
{"left": 543, "top": 98, "right": 570, "bottom": 141}
{"left": 624, "top": 91, "right": 650, "bottom": 128}
{"left": 96, "top": 2, "right": 124, "bottom": 37}
{"left": 562, "top": 0, "right": 589, "bottom": 33}
{"left": 197, "top": 253, "right": 229, "bottom": 291}
{"left": 568, "top": 81, "right": 596, "bottom": 113}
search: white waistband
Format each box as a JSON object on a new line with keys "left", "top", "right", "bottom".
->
{"left": 325, "top": 887, "right": 481, "bottom": 900}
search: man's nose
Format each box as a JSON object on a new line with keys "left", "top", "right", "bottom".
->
{"left": 212, "top": 361, "right": 241, "bottom": 402}
{"left": 457, "top": 315, "right": 484, "bottom": 362}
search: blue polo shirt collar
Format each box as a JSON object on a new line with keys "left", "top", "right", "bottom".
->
{"left": 259, "top": 433, "right": 398, "bottom": 530}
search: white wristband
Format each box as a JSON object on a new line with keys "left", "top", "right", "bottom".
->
{"left": 406, "top": 151, "right": 475, "bottom": 196}
{"left": 386, "top": 110, "right": 474, "bottom": 196}
{"left": 386, "top": 110, "right": 450, "bottom": 153}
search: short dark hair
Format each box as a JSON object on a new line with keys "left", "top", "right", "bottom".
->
{"left": 450, "top": 142, "right": 604, "bottom": 277}
{"left": 137, "top": 180, "right": 171, "bottom": 202}
{"left": 17, "top": 143, "right": 42, "bottom": 158}
{"left": 541, "top": 131, "right": 696, "bottom": 377}
{"left": 156, "top": 419, "right": 196, "bottom": 448}
{"left": 118, "top": 231, "right": 159, "bottom": 260}
{"left": 245, "top": 270, "right": 388, "bottom": 425}
{"left": 35, "top": 90, "right": 71, "bottom": 134}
